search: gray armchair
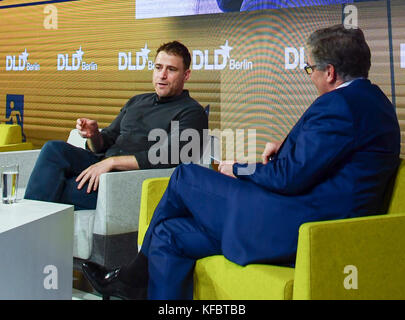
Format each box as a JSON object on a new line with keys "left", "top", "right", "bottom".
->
{"left": 66, "top": 128, "right": 177, "bottom": 268}
{"left": 0, "top": 127, "right": 219, "bottom": 270}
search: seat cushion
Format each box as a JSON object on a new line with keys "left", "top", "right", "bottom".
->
{"left": 193, "top": 255, "right": 295, "bottom": 300}
{"left": 0, "top": 142, "right": 33, "bottom": 152}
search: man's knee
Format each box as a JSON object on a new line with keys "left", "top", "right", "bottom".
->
{"left": 173, "top": 163, "right": 188, "bottom": 175}
{"left": 172, "top": 163, "right": 205, "bottom": 182}
{"left": 167, "top": 164, "right": 200, "bottom": 197}
{"left": 41, "top": 140, "right": 68, "bottom": 156}
{"left": 170, "top": 164, "right": 189, "bottom": 186}
{"left": 39, "top": 140, "right": 81, "bottom": 163}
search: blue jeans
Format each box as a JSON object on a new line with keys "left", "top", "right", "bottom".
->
{"left": 24, "top": 140, "right": 102, "bottom": 210}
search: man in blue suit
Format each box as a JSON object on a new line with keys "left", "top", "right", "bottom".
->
{"left": 83, "top": 25, "right": 401, "bottom": 300}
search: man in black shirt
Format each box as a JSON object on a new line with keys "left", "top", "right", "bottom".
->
{"left": 24, "top": 41, "right": 208, "bottom": 210}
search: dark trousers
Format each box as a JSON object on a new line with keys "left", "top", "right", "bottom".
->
{"left": 138, "top": 163, "right": 242, "bottom": 300}
{"left": 24, "top": 140, "right": 101, "bottom": 210}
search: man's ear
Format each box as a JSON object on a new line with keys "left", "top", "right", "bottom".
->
{"left": 326, "top": 64, "right": 337, "bottom": 84}
{"left": 184, "top": 69, "right": 191, "bottom": 81}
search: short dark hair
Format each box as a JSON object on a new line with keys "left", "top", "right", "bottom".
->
{"left": 156, "top": 41, "right": 191, "bottom": 70}
{"left": 307, "top": 24, "right": 371, "bottom": 80}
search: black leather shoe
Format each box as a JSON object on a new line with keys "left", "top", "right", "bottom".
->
{"left": 82, "top": 262, "right": 147, "bottom": 300}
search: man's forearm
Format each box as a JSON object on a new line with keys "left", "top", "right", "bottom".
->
{"left": 86, "top": 131, "right": 104, "bottom": 153}
{"left": 109, "top": 155, "right": 140, "bottom": 171}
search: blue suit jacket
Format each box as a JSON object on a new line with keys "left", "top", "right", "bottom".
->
{"left": 230, "top": 79, "right": 400, "bottom": 265}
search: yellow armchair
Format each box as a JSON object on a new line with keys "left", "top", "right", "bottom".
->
{"left": 138, "top": 160, "right": 405, "bottom": 300}
{"left": 0, "top": 124, "right": 33, "bottom": 152}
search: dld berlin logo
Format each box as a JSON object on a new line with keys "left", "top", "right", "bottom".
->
{"left": 118, "top": 44, "right": 152, "bottom": 71}
{"left": 57, "top": 47, "right": 98, "bottom": 71}
{"left": 118, "top": 41, "right": 253, "bottom": 71}
{"left": 192, "top": 41, "right": 253, "bottom": 71}
{"left": 6, "top": 49, "right": 40, "bottom": 71}
{"left": 285, "top": 47, "right": 306, "bottom": 70}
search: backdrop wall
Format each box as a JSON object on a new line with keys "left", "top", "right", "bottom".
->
{"left": 0, "top": 0, "right": 403, "bottom": 158}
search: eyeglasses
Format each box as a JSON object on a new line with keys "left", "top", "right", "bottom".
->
{"left": 304, "top": 62, "right": 316, "bottom": 75}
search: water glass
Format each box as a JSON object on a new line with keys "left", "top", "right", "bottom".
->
{"left": 1, "top": 164, "right": 19, "bottom": 204}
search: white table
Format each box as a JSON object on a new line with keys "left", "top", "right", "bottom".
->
{"left": 0, "top": 199, "right": 74, "bottom": 299}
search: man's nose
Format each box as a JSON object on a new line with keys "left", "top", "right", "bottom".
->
{"left": 160, "top": 68, "right": 168, "bottom": 79}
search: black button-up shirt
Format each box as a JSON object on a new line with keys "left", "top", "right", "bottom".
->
{"left": 100, "top": 90, "right": 208, "bottom": 169}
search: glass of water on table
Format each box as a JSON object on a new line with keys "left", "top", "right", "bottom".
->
{"left": 1, "top": 164, "right": 19, "bottom": 204}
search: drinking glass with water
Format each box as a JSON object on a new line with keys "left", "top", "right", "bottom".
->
{"left": 1, "top": 164, "right": 19, "bottom": 204}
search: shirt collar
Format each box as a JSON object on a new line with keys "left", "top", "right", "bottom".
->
{"left": 154, "top": 90, "right": 189, "bottom": 104}
{"left": 336, "top": 77, "right": 364, "bottom": 90}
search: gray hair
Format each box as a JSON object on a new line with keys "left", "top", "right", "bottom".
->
{"left": 307, "top": 24, "right": 371, "bottom": 81}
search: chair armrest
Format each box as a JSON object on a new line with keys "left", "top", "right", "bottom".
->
{"left": 137, "top": 177, "right": 170, "bottom": 246}
{"left": 293, "top": 213, "right": 405, "bottom": 300}
{"left": 0, "top": 149, "right": 40, "bottom": 188}
{"left": 93, "top": 168, "right": 174, "bottom": 236}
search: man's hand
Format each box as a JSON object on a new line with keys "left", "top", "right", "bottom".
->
{"left": 76, "top": 156, "right": 140, "bottom": 193}
{"left": 218, "top": 160, "right": 237, "bottom": 178}
{"left": 76, "top": 118, "right": 104, "bottom": 152}
{"left": 76, "top": 158, "right": 114, "bottom": 193}
{"left": 261, "top": 141, "right": 283, "bottom": 164}
{"left": 76, "top": 118, "right": 99, "bottom": 139}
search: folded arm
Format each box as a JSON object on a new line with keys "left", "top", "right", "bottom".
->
{"left": 233, "top": 94, "right": 356, "bottom": 195}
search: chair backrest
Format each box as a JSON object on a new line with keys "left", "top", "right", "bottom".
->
{"left": 67, "top": 129, "right": 87, "bottom": 149}
{"left": 204, "top": 104, "right": 210, "bottom": 117}
{"left": 387, "top": 158, "right": 405, "bottom": 214}
{"left": 0, "top": 124, "right": 22, "bottom": 145}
